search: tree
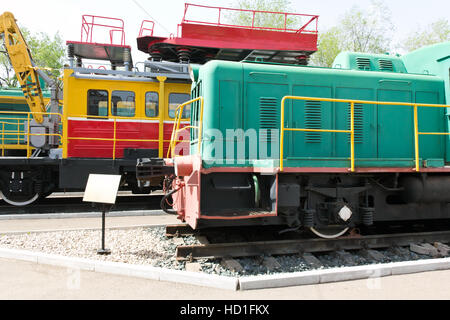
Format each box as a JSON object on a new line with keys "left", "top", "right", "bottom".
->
{"left": 310, "top": 0, "right": 395, "bottom": 67}
{"left": 308, "top": 27, "right": 341, "bottom": 68}
{"left": 0, "top": 26, "right": 64, "bottom": 88}
{"left": 227, "top": 0, "right": 299, "bottom": 30}
{"left": 402, "top": 19, "right": 450, "bottom": 52}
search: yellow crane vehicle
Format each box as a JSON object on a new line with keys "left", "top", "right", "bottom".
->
{"left": 0, "top": 12, "right": 192, "bottom": 206}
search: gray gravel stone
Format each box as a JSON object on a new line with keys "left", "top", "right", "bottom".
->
{"left": 0, "top": 227, "right": 446, "bottom": 277}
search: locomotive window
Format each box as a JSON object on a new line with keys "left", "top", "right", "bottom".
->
{"left": 111, "top": 91, "right": 135, "bottom": 117}
{"left": 87, "top": 90, "right": 108, "bottom": 117}
{"left": 169, "top": 93, "right": 191, "bottom": 119}
{"left": 145, "top": 92, "right": 159, "bottom": 117}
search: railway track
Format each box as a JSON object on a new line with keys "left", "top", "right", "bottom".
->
{"left": 0, "top": 194, "right": 163, "bottom": 215}
{"left": 166, "top": 223, "right": 450, "bottom": 273}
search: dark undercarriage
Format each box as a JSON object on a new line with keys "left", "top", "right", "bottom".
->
{"left": 195, "top": 171, "right": 450, "bottom": 230}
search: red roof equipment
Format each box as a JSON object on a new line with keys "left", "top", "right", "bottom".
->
{"left": 137, "top": 3, "right": 319, "bottom": 64}
{"left": 67, "top": 15, "right": 132, "bottom": 69}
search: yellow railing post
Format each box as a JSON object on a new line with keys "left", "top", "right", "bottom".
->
{"left": 167, "top": 97, "right": 204, "bottom": 158}
{"left": 350, "top": 101, "right": 355, "bottom": 172}
{"left": 17, "top": 119, "right": 20, "bottom": 145}
{"left": 198, "top": 97, "right": 204, "bottom": 154}
{"left": 2, "top": 123, "right": 4, "bottom": 157}
{"left": 112, "top": 117, "right": 117, "bottom": 160}
{"left": 26, "top": 113, "right": 31, "bottom": 158}
{"left": 414, "top": 104, "right": 420, "bottom": 172}
{"left": 280, "top": 97, "right": 286, "bottom": 171}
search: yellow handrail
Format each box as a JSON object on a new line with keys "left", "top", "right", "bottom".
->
{"left": 0, "top": 109, "right": 194, "bottom": 160}
{"left": 167, "top": 96, "right": 204, "bottom": 158}
{"left": 280, "top": 95, "right": 450, "bottom": 172}
{"left": 0, "top": 111, "right": 63, "bottom": 157}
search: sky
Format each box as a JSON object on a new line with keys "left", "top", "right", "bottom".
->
{"left": 2, "top": 0, "right": 449, "bottom": 64}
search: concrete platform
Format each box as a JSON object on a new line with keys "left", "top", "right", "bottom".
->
{"left": 0, "top": 212, "right": 178, "bottom": 233}
{"left": 2, "top": 256, "right": 450, "bottom": 299}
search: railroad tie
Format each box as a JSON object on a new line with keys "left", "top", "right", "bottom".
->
{"left": 359, "top": 249, "right": 386, "bottom": 262}
{"left": 301, "top": 252, "right": 323, "bottom": 269}
{"left": 262, "top": 256, "right": 281, "bottom": 271}
{"left": 409, "top": 243, "right": 440, "bottom": 257}
{"left": 433, "top": 242, "right": 450, "bottom": 257}
{"left": 332, "top": 250, "right": 358, "bottom": 266}
{"left": 195, "top": 235, "right": 209, "bottom": 245}
{"left": 221, "top": 257, "right": 244, "bottom": 273}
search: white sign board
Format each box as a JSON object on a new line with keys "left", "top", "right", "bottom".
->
{"left": 83, "top": 174, "right": 121, "bottom": 204}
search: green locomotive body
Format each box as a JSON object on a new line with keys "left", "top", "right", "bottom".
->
{"left": 165, "top": 42, "right": 450, "bottom": 236}
{"left": 191, "top": 48, "right": 447, "bottom": 169}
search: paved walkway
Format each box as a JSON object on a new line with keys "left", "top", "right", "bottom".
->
{"left": 1, "top": 257, "right": 450, "bottom": 299}
{"left": 0, "top": 213, "right": 179, "bottom": 233}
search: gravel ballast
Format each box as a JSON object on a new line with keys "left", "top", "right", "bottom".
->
{"left": 0, "top": 226, "right": 442, "bottom": 278}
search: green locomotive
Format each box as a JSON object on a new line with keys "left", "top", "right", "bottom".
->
{"left": 0, "top": 87, "right": 52, "bottom": 156}
{"left": 142, "top": 42, "right": 450, "bottom": 238}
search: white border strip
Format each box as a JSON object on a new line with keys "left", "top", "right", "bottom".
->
{"left": 239, "top": 257, "right": 450, "bottom": 290}
{"left": 68, "top": 117, "right": 159, "bottom": 123}
{"left": 0, "top": 248, "right": 239, "bottom": 291}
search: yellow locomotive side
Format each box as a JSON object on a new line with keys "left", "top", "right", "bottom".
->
{"left": 62, "top": 68, "right": 191, "bottom": 159}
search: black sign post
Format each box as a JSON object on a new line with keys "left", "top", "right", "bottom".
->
{"left": 82, "top": 174, "right": 122, "bottom": 256}
{"left": 97, "top": 203, "right": 114, "bottom": 255}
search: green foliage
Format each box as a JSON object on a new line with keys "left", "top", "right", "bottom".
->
{"left": 0, "top": 26, "right": 64, "bottom": 88}
{"left": 309, "top": 27, "right": 341, "bottom": 68}
{"left": 310, "top": 0, "right": 394, "bottom": 67}
{"left": 227, "top": 0, "right": 300, "bottom": 30}
{"left": 402, "top": 19, "right": 450, "bottom": 52}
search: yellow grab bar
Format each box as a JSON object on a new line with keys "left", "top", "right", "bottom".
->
{"left": 167, "top": 96, "right": 204, "bottom": 158}
{"left": 280, "top": 95, "right": 450, "bottom": 173}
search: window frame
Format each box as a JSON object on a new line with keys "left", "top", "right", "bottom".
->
{"left": 111, "top": 90, "right": 136, "bottom": 118}
{"left": 168, "top": 92, "right": 191, "bottom": 119}
{"left": 87, "top": 89, "right": 109, "bottom": 118}
{"left": 145, "top": 91, "right": 159, "bottom": 118}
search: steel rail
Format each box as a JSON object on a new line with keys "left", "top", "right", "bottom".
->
{"left": 0, "top": 194, "right": 163, "bottom": 215}
{"left": 175, "top": 230, "right": 450, "bottom": 261}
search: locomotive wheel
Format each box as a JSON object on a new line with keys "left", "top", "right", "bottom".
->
{"left": 0, "top": 190, "right": 40, "bottom": 206}
{"left": 309, "top": 226, "right": 349, "bottom": 239}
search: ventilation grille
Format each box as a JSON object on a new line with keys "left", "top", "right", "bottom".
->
{"left": 378, "top": 59, "right": 394, "bottom": 71}
{"left": 259, "top": 97, "right": 278, "bottom": 142}
{"left": 356, "top": 57, "right": 371, "bottom": 70}
{"left": 305, "top": 100, "right": 322, "bottom": 143}
{"left": 347, "top": 103, "right": 364, "bottom": 144}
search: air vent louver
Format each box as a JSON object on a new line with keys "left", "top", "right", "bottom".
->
{"left": 305, "top": 100, "right": 322, "bottom": 143}
{"left": 356, "top": 57, "right": 371, "bottom": 70}
{"left": 378, "top": 59, "right": 394, "bottom": 71}
{"left": 347, "top": 103, "right": 364, "bottom": 144}
{"left": 259, "top": 97, "right": 278, "bottom": 142}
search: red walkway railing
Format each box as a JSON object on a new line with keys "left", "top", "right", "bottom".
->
{"left": 81, "top": 15, "right": 126, "bottom": 45}
{"left": 181, "top": 3, "right": 319, "bottom": 34}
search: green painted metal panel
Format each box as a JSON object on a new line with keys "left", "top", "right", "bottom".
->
{"left": 416, "top": 90, "right": 445, "bottom": 159}
{"left": 219, "top": 80, "right": 241, "bottom": 130}
{"left": 290, "top": 85, "right": 332, "bottom": 157}
{"left": 246, "top": 82, "right": 287, "bottom": 160}
{"left": 377, "top": 89, "right": 413, "bottom": 158}
{"left": 335, "top": 87, "right": 376, "bottom": 158}
{"left": 195, "top": 56, "right": 447, "bottom": 169}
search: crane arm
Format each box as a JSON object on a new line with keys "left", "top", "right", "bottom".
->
{"left": 0, "top": 12, "right": 46, "bottom": 123}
